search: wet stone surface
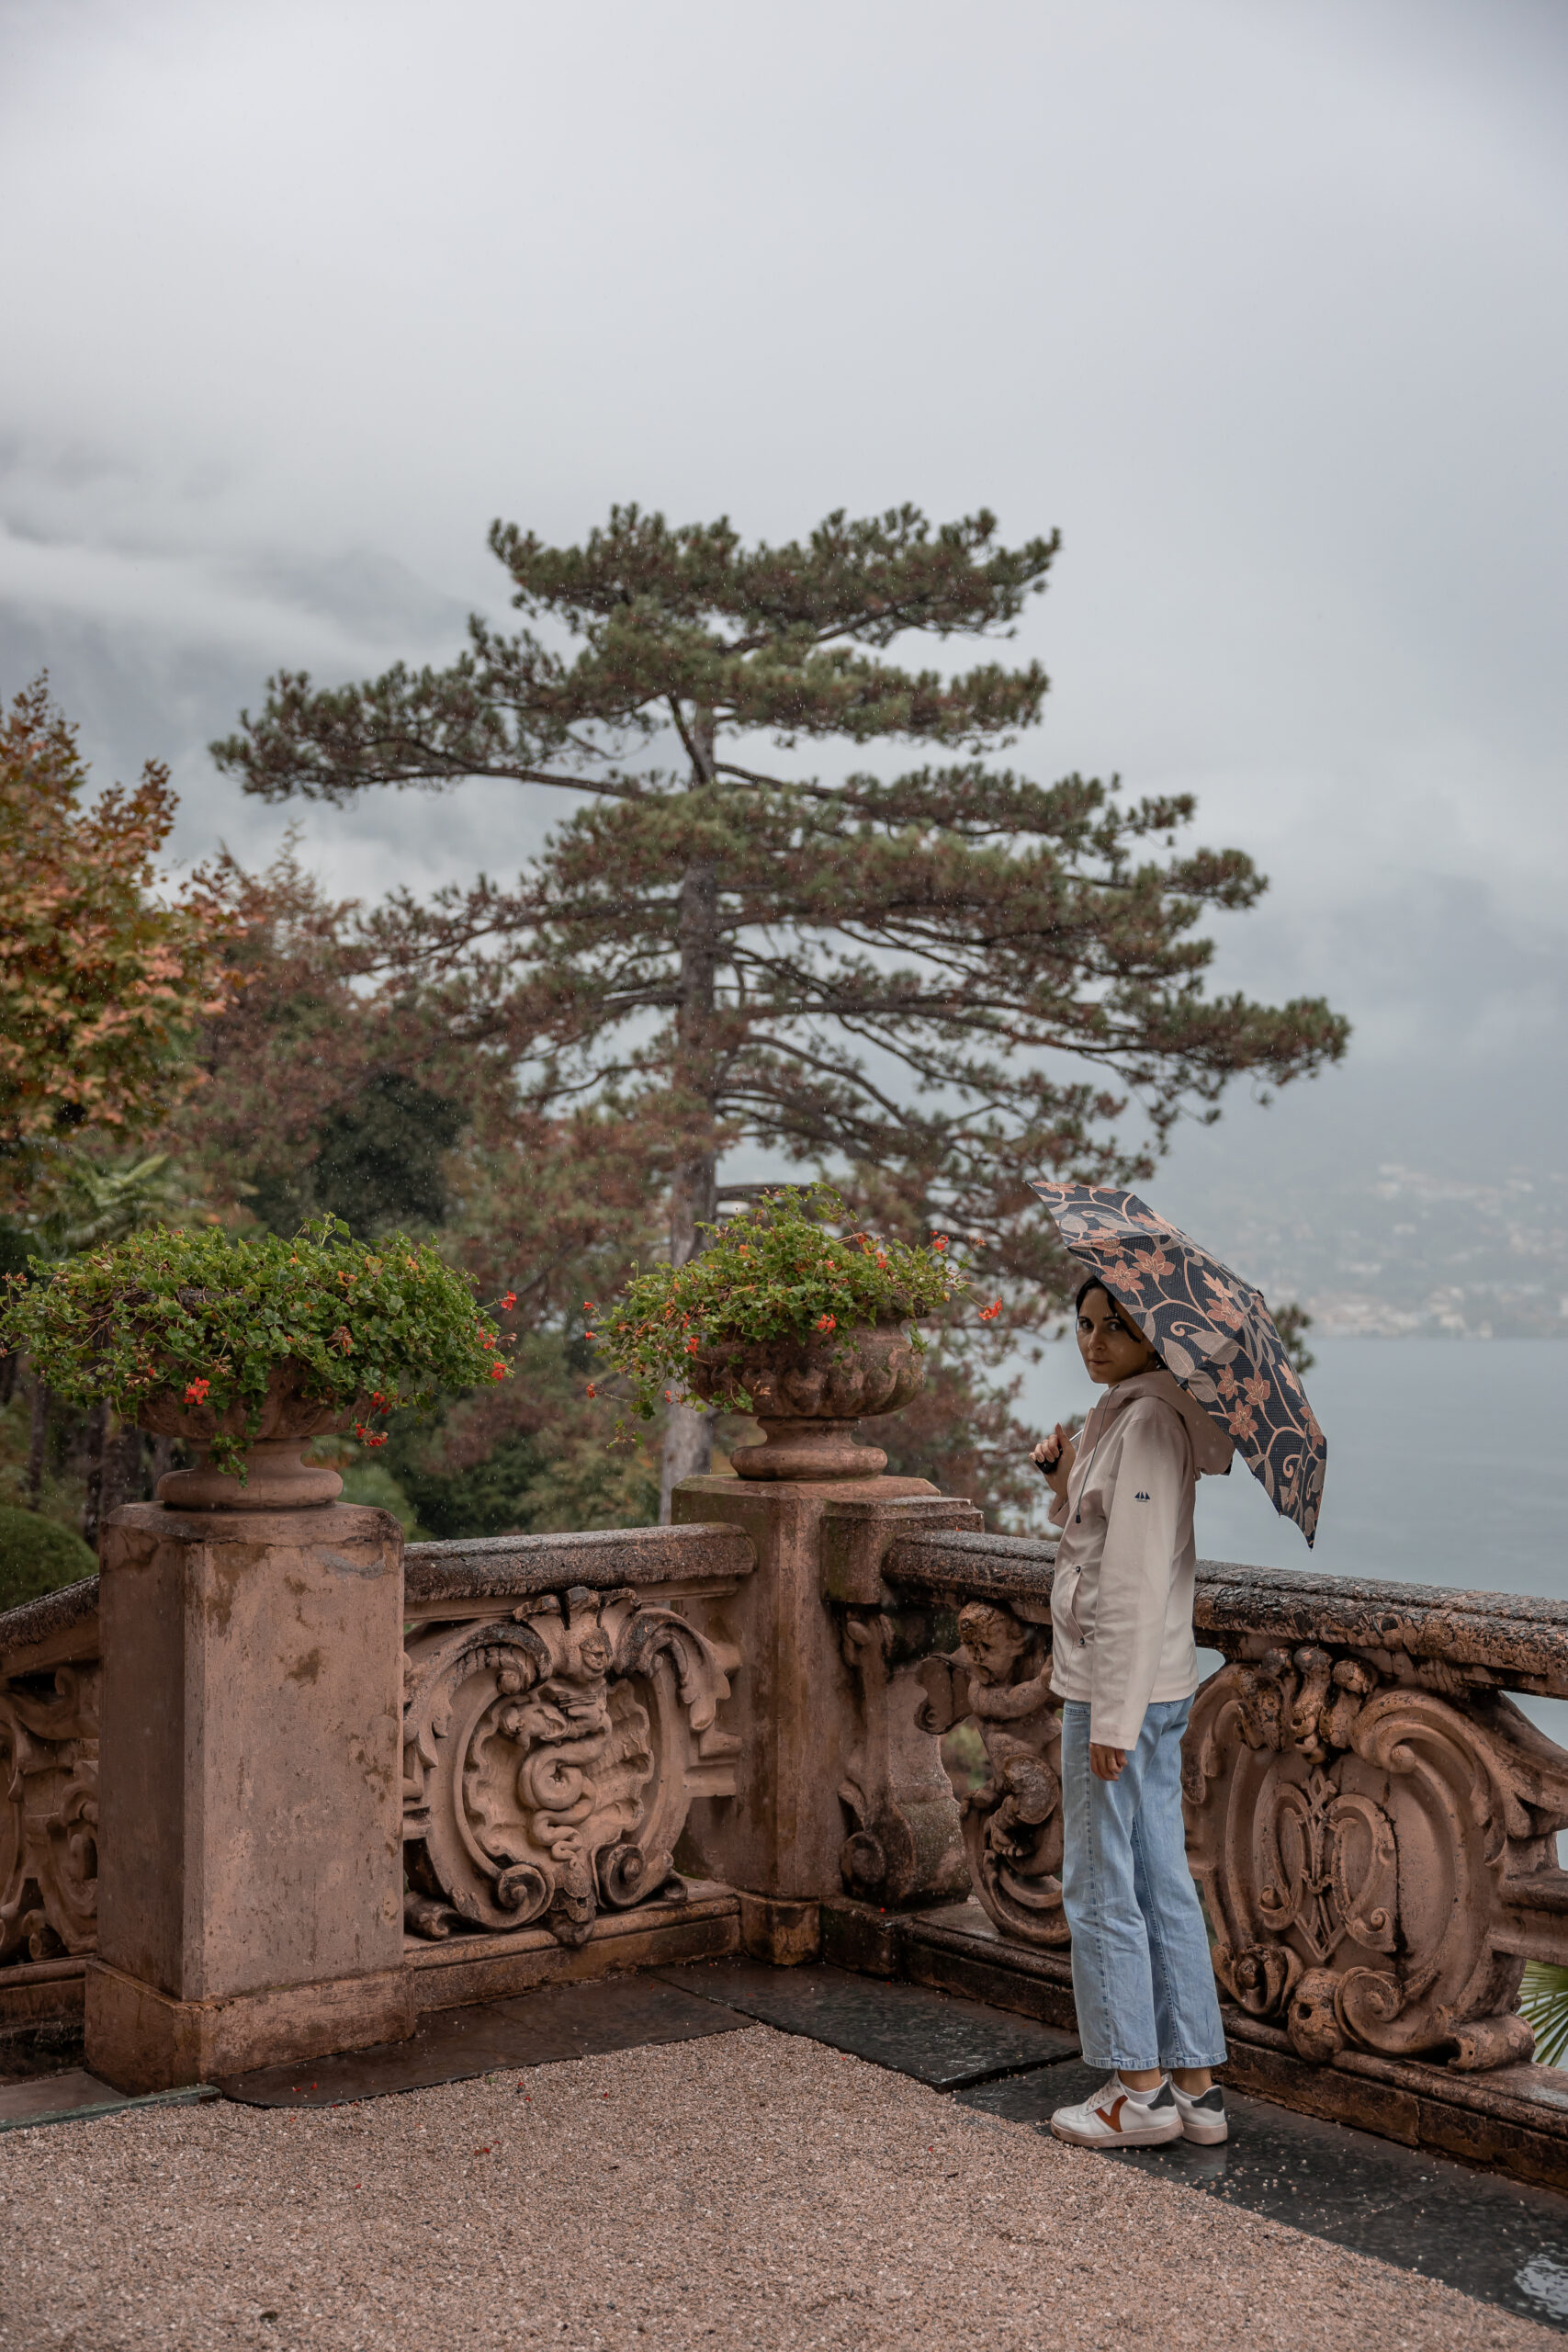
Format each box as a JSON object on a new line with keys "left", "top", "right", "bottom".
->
{"left": 963, "top": 2058, "right": 1568, "bottom": 2332}
{"left": 659, "top": 1956, "right": 1080, "bottom": 2086}
{"left": 0, "top": 2069, "right": 218, "bottom": 2132}
{"left": 221, "top": 1976, "right": 752, "bottom": 2108}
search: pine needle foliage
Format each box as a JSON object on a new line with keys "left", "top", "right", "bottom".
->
{"left": 212, "top": 503, "right": 1349, "bottom": 1487}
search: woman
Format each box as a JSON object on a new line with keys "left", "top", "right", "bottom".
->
{"left": 1031, "top": 1276, "right": 1233, "bottom": 2148}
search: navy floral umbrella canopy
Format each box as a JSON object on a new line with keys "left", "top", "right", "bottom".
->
{"left": 1030, "top": 1182, "right": 1326, "bottom": 1547}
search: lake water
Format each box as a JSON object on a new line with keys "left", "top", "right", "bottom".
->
{"left": 1021, "top": 1337, "right": 1568, "bottom": 1751}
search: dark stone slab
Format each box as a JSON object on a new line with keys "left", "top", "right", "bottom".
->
{"left": 220, "top": 2003, "right": 524, "bottom": 2107}
{"left": 0, "top": 2068, "right": 218, "bottom": 2132}
{"left": 484, "top": 1974, "right": 757, "bottom": 2059}
{"left": 220, "top": 1976, "right": 753, "bottom": 2108}
{"left": 404, "top": 1522, "right": 755, "bottom": 1611}
{"left": 961, "top": 2061, "right": 1568, "bottom": 2332}
{"left": 658, "top": 1958, "right": 1078, "bottom": 2088}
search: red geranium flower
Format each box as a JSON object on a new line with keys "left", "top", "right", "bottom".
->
{"left": 501, "top": 1291, "right": 516, "bottom": 1311}
{"left": 184, "top": 1376, "right": 210, "bottom": 1404}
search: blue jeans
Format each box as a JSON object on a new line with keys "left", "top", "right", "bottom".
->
{"left": 1059, "top": 1695, "right": 1227, "bottom": 2073}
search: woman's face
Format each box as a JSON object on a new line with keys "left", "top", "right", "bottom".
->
{"left": 1076, "top": 1285, "right": 1156, "bottom": 1386}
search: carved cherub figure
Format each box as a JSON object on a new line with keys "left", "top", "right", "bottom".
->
{"left": 953, "top": 1601, "right": 1059, "bottom": 1858}
{"left": 916, "top": 1600, "right": 1067, "bottom": 1942}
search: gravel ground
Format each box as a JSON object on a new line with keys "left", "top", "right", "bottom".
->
{"left": 0, "top": 2022, "right": 1553, "bottom": 2352}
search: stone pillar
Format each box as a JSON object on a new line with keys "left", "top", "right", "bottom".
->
{"left": 85, "top": 1500, "right": 411, "bottom": 2092}
{"left": 671, "top": 1474, "right": 980, "bottom": 1959}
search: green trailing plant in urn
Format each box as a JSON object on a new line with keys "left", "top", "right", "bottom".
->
{"left": 592, "top": 1186, "right": 984, "bottom": 1479}
{"left": 1, "top": 1217, "right": 513, "bottom": 1499}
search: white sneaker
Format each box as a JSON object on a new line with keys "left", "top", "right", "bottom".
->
{"left": 1050, "top": 2074, "right": 1183, "bottom": 2148}
{"left": 1171, "top": 2081, "right": 1228, "bottom": 2143}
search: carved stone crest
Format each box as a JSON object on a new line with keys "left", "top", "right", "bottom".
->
{"left": 1184, "top": 1643, "right": 1568, "bottom": 2070}
{"left": 0, "top": 1665, "right": 101, "bottom": 1962}
{"left": 402, "top": 1584, "right": 739, "bottom": 1945}
{"left": 914, "top": 1600, "right": 1066, "bottom": 1946}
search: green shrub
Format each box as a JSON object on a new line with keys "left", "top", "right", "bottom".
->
{"left": 0, "top": 1505, "right": 96, "bottom": 1613}
{"left": 1, "top": 1216, "right": 513, "bottom": 1478}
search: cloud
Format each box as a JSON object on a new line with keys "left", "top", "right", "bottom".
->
{"left": 1, "top": 0, "right": 1564, "bottom": 1193}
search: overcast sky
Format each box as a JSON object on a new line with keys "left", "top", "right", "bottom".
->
{"left": 3, "top": 0, "right": 1565, "bottom": 1215}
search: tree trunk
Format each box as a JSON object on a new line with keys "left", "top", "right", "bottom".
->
{"left": 660, "top": 718, "right": 721, "bottom": 1522}
{"left": 82, "top": 1398, "right": 108, "bottom": 1548}
{"left": 92, "top": 1423, "right": 147, "bottom": 1551}
{"left": 26, "top": 1373, "right": 48, "bottom": 1506}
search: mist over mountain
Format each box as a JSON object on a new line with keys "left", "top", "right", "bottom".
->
{"left": 3, "top": 0, "right": 1564, "bottom": 1332}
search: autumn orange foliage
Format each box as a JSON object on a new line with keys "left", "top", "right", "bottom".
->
{"left": 0, "top": 678, "right": 241, "bottom": 1205}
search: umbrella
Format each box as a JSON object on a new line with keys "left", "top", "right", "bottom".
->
{"left": 1029, "top": 1181, "right": 1325, "bottom": 1547}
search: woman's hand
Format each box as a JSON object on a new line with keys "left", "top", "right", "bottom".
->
{"left": 1090, "top": 1744, "right": 1127, "bottom": 1781}
{"left": 1031, "top": 1421, "right": 1076, "bottom": 1503}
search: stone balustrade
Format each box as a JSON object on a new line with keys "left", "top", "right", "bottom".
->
{"left": 882, "top": 1528, "right": 1568, "bottom": 2077}
{"left": 0, "top": 1577, "right": 102, "bottom": 1987}
{"left": 6, "top": 1472, "right": 1568, "bottom": 2188}
{"left": 0, "top": 1522, "right": 757, "bottom": 2064}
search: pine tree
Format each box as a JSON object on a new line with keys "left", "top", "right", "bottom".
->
{"left": 215, "top": 503, "right": 1348, "bottom": 1507}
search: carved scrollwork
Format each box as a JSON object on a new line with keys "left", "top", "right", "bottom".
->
{"left": 0, "top": 1666, "right": 101, "bottom": 1962}
{"left": 912, "top": 1600, "right": 1066, "bottom": 1947}
{"left": 839, "top": 1611, "right": 968, "bottom": 1906}
{"left": 1184, "top": 1642, "right": 1568, "bottom": 2070}
{"left": 401, "top": 1583, "right": 739, "bottom": 1946}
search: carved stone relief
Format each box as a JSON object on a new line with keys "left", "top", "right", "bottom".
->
{"left": 0, "top": 1665, "right": 101, "bottom": 1962}
{"left": 913, "top": 1600, "right": 1066, "bottom": 1946}
{"left": 402, "top": 1584, "right": 740, "bottom": 1945}
{"left": 1184, "top": 1644, "right": 1568, "bottom": 2071}
{"left": 839, "top": 1610, "right": 968, "bottom": 1906}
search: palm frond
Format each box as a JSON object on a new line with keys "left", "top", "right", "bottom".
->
{"left": 1519, "top": 1962, "right": 1568, "bottom": 2068}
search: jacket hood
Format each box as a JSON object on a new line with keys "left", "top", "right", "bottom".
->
{"left": 1099, "top": 1366, "right": 1235, "bottom": 1477}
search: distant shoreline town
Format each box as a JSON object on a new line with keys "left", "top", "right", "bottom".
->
{"left": 1200, "top": 1164, "right": 1568, "bottom": 1341}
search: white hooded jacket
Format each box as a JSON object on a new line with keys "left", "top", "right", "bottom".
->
{"left": 1048, "top": 1366, "right": 1233, "bottom": 1748}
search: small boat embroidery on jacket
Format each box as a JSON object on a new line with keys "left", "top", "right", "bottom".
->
{"left": 1134, "top": 1490, "right": 1150, "bottom": 1500}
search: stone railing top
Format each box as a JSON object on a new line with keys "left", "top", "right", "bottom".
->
{"left": 0, "top": 1574, "right": 101, "bottom": 1673}
{"left": 884, "top": 1530, "right": 1568, "bottom": 1698}
{"left": 404, "top": 1521, "right": 756, "bottom": 1613}
{"left": 883, "top": 1528, "right": 1056, "bottom": 1602}
{"left": 0, "top": 1523, "right": 759, "bottom": 1662}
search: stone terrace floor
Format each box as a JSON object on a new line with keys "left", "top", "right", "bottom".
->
{"left": 4, "top": 1962, "right": 1568, "bottom": 2351}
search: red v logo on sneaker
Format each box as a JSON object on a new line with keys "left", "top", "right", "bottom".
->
{"left": 1096, "top": 2097, "right": 1128, "bottom": 2132}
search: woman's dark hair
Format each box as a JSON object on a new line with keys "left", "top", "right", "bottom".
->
{"left": 1074, "top": 1274, "right": 1111, "bottom": 1315}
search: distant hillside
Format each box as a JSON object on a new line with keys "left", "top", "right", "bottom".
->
{"left": 1187, "top": 1162, "right": 1568, "bottom": 1340}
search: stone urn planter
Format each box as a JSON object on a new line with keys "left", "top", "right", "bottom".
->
{"left": 685, "top": 1322, "right": 925, "bottom": 1479}
{"left": 137, "top": 1362, "right": 359, "bottom": 1510}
